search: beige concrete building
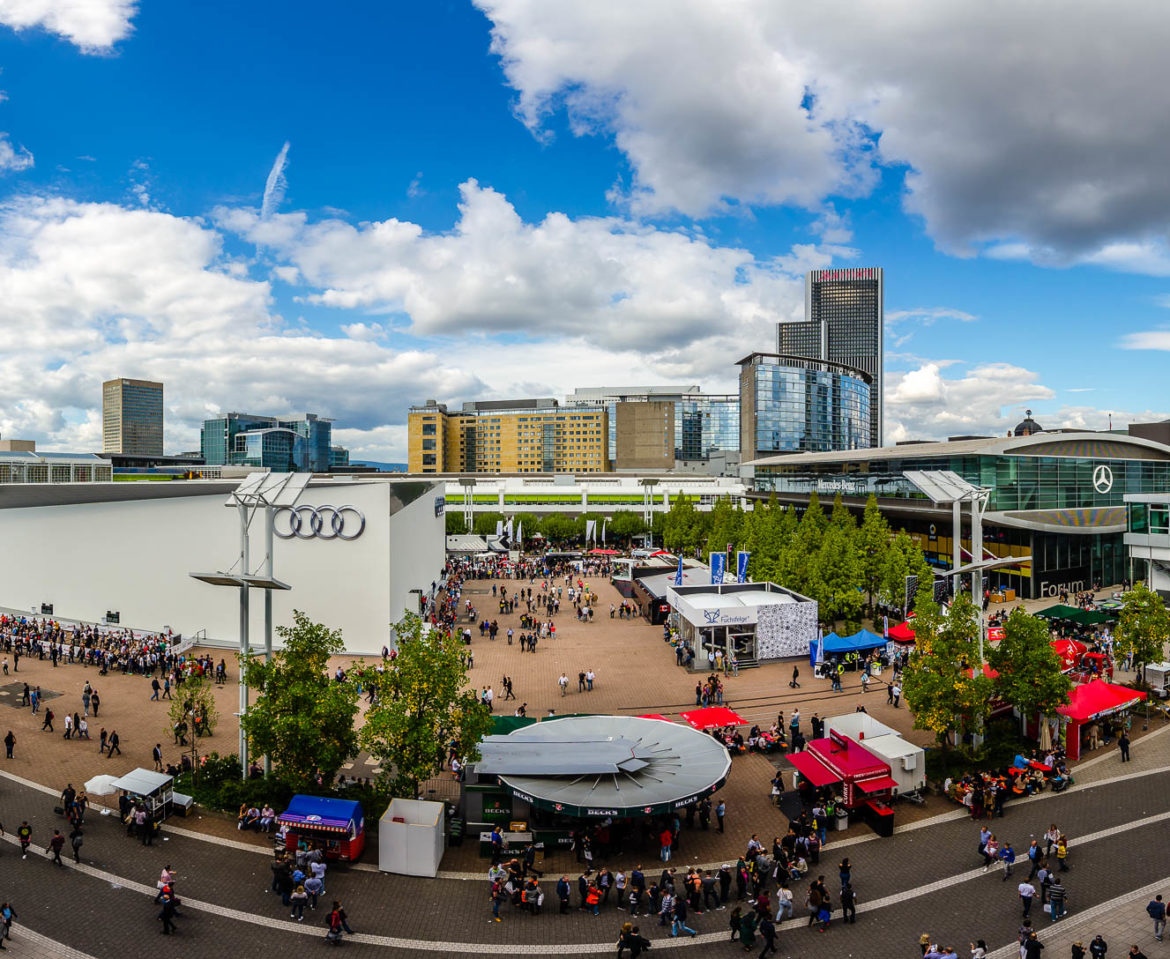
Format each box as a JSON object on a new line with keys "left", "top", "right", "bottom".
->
{"left": 614, "top": 400, "right": 674, "bottom": 470}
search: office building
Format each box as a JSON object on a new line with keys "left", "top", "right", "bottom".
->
{"left": 738, "top": 353, "right": 871, "bottom": 459}
{"left": 0, "top": 438, "right": 35, "bottom": 452}
{"left": 200, "top": 412, "right": 335, "bottom": 473}
{"left": 777, "top": 267, "right": 883, "bottom": 446}
{"left": 330, "top": 446, "right": 350, "bottom": 469}
{"left": 407, "top": 400, "right": 608, "bottom": 474}
{"left": 102, "top": 378, "right": 164, "bottom": 456}
{"left": 566, "top": 386, "right": 740, "bottom": 470}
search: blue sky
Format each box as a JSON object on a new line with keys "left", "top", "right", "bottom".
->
{"left": 2, "top": 0, "right": 1169, "bottom": 460}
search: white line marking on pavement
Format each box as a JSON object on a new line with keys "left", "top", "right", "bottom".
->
{"left": 985, "top": 875, "right": 1170, "bottom": 959}
{"left": 2, "top": 794, "right": 1166, "bottom": 953}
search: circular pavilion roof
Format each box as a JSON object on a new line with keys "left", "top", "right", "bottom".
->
{"left": 493, "top": 715, "right": 731, "bottom": 819}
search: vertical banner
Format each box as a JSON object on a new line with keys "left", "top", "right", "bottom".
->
{"left": 495, "top": 520, "right": 504, "bottom": 537}
{"left": 674, "top": 555, "right": 684, "bottom": 586}
{"left": 736, "top": 550, "right": 750, "bottom": 583}
{"left": 883, "top": 614, "right": 889, "bottom": 639}
{"left": 710, "top": 552, "right": 726, "bottom": 584}
{"left": 585, "top": 519, "right": 596, "bottom": 544}
{"left": 601, "top": 518, "right": 607, "bottom": 545}
{"left": 515, "top": 522, "right": 523, "bottom": 548}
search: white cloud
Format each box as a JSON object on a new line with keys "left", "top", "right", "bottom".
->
{"left": 220, "top": 178, "right": 818, "bottom": 374}
{"left": 0, "top": 0, "right": 136, "bottom": 51}
{"left": 261, "top": 141, "right": 290, "bottom": 221}
{"left": 884, "top": 361, "right": 1055, "bottom": 442}
{"left": 0, "top": 132, "right": 32, "bottom": 173}
{"left": 476, "top": 1, "right": 1170, "bottom": 268}
{"left": 1119, "top": 330, "right": 1170, "bottom": 352}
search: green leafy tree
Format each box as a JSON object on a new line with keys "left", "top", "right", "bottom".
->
{"left": 609, "top": 510, "right": 647, "bottom": 542}
{"left": 445, "top": 513, "right": 469, "bottom": 535}
{"left": 359, "top": 613, "right": 492, "bottom": 798}
{"left": 779, "top": 496, "right": 826, "bottom": 594}
{"left": 662, "top": 495, "right": 699, "bottom": 554}
{"left": 880, "top": 531, "right": 934, "bottom": 615}
{"left": 472, "top": 511, "right": 505, "bottom": 537}
{"left": 166, "top": 674, "right": 219, "bottom": 783}
{"left": 857, "top": 495, "right": 892, "bottom": 615}
{"left": 541, "top": 512, "right": 583, "bottom": 544}
{"left": 813, "top": 525, "right": 864, "bottom": 631}
{"left": 704, "top": 497, "right": 744, "bottom": 564}
{"left": 989, "top": 609, "right": 1071, "bottom": 719}
{"left": 900, "top": 590, "right": 993, "bottom": 749}
{"left": 239, "top": 611, "right": 360, "bottom": 787}
{"left": 1115, "top": 581, "right": 1170, "bottom": 677}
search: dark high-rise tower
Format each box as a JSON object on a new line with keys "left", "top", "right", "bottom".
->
{"left": 778, "top": 267, "right": 883, "bottom": 447}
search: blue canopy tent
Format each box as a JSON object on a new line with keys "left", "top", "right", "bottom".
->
{"left": 809, "top": 629, "right": 887, "bottom": 665}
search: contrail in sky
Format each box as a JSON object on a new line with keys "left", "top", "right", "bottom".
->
{"left": 261, "top": 141, "right": 290, "bottom": 219}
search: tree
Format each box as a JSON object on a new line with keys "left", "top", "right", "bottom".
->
{"left": 813, "top": 525, "right": 864, "bottom": 631}
{"left": 779, "top": 497, "right": 826, "bottom": 594}
{"left": 541, "top": 512, "right": 582, "bottom": 544}
{"left": 445, "top": 513, "right": 469, "bottom": 535}
{"left": 473, "top": 512, "right": 504, "bottom": 537}
{"left": 989, "top": 609, "right": 1071, "bottom": 720}
{"left": 609, "top": 510, "right": 647, "bottom": 542}
{"left": 512, "top": 512, "right": 541, "bottom": 545}
{"left": 1115, "top": 581, "right": 1170, "bottom": 677}
{"left": 704, "top": 497, "right": 744, "bottom": 565}
{"left": 239, "top": 611, "right": 361, "bottom": 786}
{"left": 880, "top": 531, "right": 934, "bottom": 616}
{"left": 662, "top": 495, "right": 698, "bottom": 554}
{"left": 900, "top": 590, "right": 994, "bottom": 749}
{"left": 857, "top": 495, "right": 892, "bottom": 616}
{"left": 166, "top": 674, "right": 219, "bottom": 783}
{"left": 359, "top": 613, "right": 492, "bottom": 799}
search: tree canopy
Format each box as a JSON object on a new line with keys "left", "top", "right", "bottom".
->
{"left": 1115, "top": 581, "right": 1170, "bottom": 675}
{"left": 988, "top": 608, "right": 1071, "bottom": 717}
{"left": 359, "top": 613, "right": 492, "bottom": 798}
{"left": 239, "top": 611, "right": 360, "bottom": 788}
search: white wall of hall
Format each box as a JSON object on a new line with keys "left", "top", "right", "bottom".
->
{"left": 0, "top": 480, "right": 446, "bottom": 655}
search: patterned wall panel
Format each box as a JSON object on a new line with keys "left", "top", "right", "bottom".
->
{"left": 755, "top": 600, "right": 818, "bottom": 660}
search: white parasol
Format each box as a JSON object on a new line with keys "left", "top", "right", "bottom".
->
{"left": 84, "top": 774, "right": 121, "bottom": 796}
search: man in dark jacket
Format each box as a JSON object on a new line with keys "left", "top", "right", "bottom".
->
{"left": 556, "top": 876, "right": 571, "bottom": 914}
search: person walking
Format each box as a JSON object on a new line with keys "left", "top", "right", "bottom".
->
{"left": 1089, "top": 936, "right": 1108, "bottom": 959}
{"left": 107, "top": 729, "right": 121, "bottom": 757}
{"left": 790, "top": 666, "right": 800, "bottom": 689}
{"left": 840, "top": 882, "right": 856, "bottom": 923}
{"left": 153, "top": 744, "right": 163, "bottom": 772}
{"left": 1001, "top": 842, "right": 1016, "bottom": 880}
{"left": 41, "top": 707, "right": 53, "bottom": 732}
{"left": 716, "top": 800, "right": 726, "bottom": 833}
{"left": 1019, "top": 879, "right": 1036, "bottom": 917}
{"left": 1119, "top": 731, "right": 1131, "bottom": 762}
{"left": 68, "top": 826, "right": 83, "bottom": 863}
{"left": 1147, "top": 894, "right": 1166, "bottom": 941}
{"left": 892, "top": 681, "right": 902, "bottom": 707}
{"left": 758, "top": 915, "right": 778, "bottom": 957}
{"left": 0, "top": 902, "right": 14, "bottom": 947}
{"left": 1047, "top": 877, "right": 1066, "bottom": 922}
{"left": 3, "top": 732, "right": 13, "bottom": 759}
{"left": 16, "top": 822, "right": 30, "bottom": 859}
{"left": 158, "top": 892, "right": 178, "bottom": 935}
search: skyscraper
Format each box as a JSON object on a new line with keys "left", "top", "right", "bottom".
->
{"left": 102, "top": 378, "right": 164, "bottom": 456}
{"left": 778, "top": 267, "right": 883, "bottom": 447}
{"left": 200, "top": 412, "right": 335, "bottom": 472}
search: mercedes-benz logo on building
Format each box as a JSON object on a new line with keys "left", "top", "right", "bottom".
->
{"left": 1092, "top": 465, "right": 1113, "bottom": 493}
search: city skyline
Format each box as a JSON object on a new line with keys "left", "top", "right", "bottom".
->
{"left": 2, "top": 2, "right": 1170, "bottom": 463}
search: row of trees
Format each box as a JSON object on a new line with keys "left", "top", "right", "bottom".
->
{"left": 664, "top": 492, "right": 934, "bottom": 631}
{"left": 447, "top": 509, "right": 651, "bottom": 544}
{"left": 901, "top": 579, "right": 1170, "bottom": 752}
{"left": 239, "top": 611, "right": 491, "bottom": 799}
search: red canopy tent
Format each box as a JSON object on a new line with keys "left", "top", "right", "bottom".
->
{"left": 1050, "top": 638, "right": 1088, "bottom": 671}
{"left": 788, "top": 731, "right": 895, "bottom": 811}
{"left": 680, "top": 706, "right": 746, "bottom": 730}
{"left": 638, "top": 713, "right": 672, "bottom": 722}
{"left": 887, "top": 621, "right": 916, "bottom": 643}
{"left": 589, "top": 548, "right": 621, "bottom": 555}
{"left": 1055, "top": 678, "right": 1147, "bottom": 760}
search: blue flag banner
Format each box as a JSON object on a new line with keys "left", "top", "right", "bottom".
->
{"left": 710, "top": 552, "right": 726, "bottom": 584}
{"left": 674, "top": 555, "right": 684, "bottom": 586}
{"left": 736, "top": 550, "right": 750, "bottom": 583}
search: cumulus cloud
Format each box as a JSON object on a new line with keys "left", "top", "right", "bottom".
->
{"left": 219, "top": 178, "right": 815, "bottom": 375}
{"left": 0, "top": 0, "right": 136, "bottom": 50}
{"left": 0, "top": 196, "right": 489, "bottom": 458}
{"left": 0, "top": 132, "right": 32, "bottom": 173}
{"left": 884, "top": 361, "right": 1055, "bottom": 443}
{"left": 477, "top": 0, "right": 1170, "bottom": 269}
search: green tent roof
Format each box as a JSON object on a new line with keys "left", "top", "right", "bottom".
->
{"left": 1034, "top": 604, "right": 1082, "bottom": 620}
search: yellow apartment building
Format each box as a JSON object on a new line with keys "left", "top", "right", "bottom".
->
{"left": 408, "top": 399, "right": 609, "bottom": 474}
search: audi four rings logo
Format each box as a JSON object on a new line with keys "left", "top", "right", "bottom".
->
{"left": 274, "top": 505, "right": 366, "bottom": 541}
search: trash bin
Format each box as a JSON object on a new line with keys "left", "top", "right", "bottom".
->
{"left": 836, "top": 807, "right": 850, "bottom": 831}
{"left": 863, "top": 800, "right": 894, "bottom": 838}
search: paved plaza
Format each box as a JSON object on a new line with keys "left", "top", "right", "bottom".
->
{"left": 0, "top": 574, "right": 1164, "bottom": 958}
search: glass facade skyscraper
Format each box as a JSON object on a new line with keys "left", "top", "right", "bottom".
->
{"left": 777, "top": 268, "right": 883, "bottom": 447}
{"left": 738, "top": 353, "right": 871, "bottom": 458}
{"left": 102, "top": 378, "right": 164, "bottom": 456}
{"left": 200, "top": 412, "right": 333, "bottom": 472}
